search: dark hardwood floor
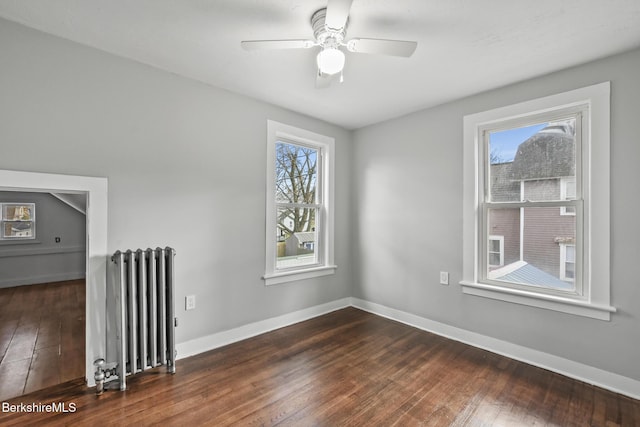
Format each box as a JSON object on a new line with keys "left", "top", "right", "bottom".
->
{"left": 0, "top": 280, "right": 85, "bottom": 400}
{"left": 0, "top": 307, "right": 638, "bottom": 426}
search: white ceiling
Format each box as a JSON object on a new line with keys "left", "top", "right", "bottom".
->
{"left": 1, "top": 0, "right": 640, "bottom": 129}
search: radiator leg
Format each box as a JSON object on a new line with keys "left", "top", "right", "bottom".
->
{"left": 168, "top": 349, "right": 177, "bottom": 374}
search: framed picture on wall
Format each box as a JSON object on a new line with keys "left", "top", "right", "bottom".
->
{"left": 1, "top": 203, "right": 36, "bottom": 239}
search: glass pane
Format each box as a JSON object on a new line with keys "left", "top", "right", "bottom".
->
{"left": 489, "top": 239, "right": 500, "bottom": 252}
{"left": 275, "top": 142, "right": 318, "bottom": 204}
{"left": 489, "top": 253, "right": 500, "bottom": 266}
{"left": 487, "top": 207, "right": 576, "bottom": 291}
{"left": 3, "top": 221, "right": 34, "bottom": 238}
{"left": 2, "top": 204, "right": 34, "bottom": 220}
{"left": 565, "top": 262, "right": 575, "bottom": 279}
{"left": 488, "top": 119, "right": 576, "bottom": 202}
{"left": 276, "top": 206, "right": 318, "bottom": 269}
{"left": 565, "top": 245, "right": 575, "bottom": 262}
{"left": 564, "top": 179, "right": 576, "bottom": 199}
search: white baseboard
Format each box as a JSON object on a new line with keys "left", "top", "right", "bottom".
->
{"left": 176, "top": 297, "right": 351, "bottom": 360}
{"left": 350, "top": 297, "right": 640, "bottom": 400}
{"left": 174, "top": 295, "right": 639, "bottom": 400}
{"left": 0, "top": 271, "right": 85, "bottom": 288}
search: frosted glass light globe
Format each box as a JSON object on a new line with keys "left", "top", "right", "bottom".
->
{"left": 316, "top": 48, "right": 345, "bottom": 75}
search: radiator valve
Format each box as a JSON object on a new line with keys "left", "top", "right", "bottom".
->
{"left": 94, "top": 358, "right": 106, "bottom": 395}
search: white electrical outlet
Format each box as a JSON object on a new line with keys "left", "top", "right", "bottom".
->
{"left": 185, "top": 295, "right": 196, "bottom": 310}
{"left": 439, "top": 271, "right": 449, "bottom": 285}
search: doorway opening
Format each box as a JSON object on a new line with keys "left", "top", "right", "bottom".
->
{"left": 0, "top": 190, "right": 87, "bottom": 399}
{"left": 0, "top": 169, "right": 108, "bottom": 396}
{"left": 0, "top": 280, "right": 86, "bottom": 399}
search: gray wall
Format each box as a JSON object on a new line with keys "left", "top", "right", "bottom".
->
{"left": 0, "top": 191, "right": 86, "bottom": 287}
{"left": 352, "top": 47, "right": 640, "bottom": 382}
{"left": 0, "top": 18, "right": 353, "bottom": 345}
{"left": 2, "top": 14, "right": 638, "bottom": 386}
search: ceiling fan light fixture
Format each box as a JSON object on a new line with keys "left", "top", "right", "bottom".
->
{"left": 316, "top": 47, "right": 345, "bottom": 75}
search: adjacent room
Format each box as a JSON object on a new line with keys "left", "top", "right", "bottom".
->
{"left": 0, "top": 191, "right": 86, "bottom": 400}
{"left": 1, "top": 0, "right": 639, "bottom": 425}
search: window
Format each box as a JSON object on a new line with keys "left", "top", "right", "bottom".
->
{"left": 560, "top": 177, "right": 576, "bottom": 215}
{"left": 462, "top": 82, "right": 614, "bottom": 320}
{"left": 488, "top": 236, "right": 504, "bottom": 267}
{"left": 484, "top": 115, "right": 580, "bottom": 295}
{"left": 560, "top": 244, "right": 576, "bottom": 282}
{"left": 264, "top": 120, "right": 336, "bottom": 285}
{"left": 1, "top": 203, "right": 35, "bottom": 240}
{"left": 275, "top": 141, "right": 319, "bottom": 269}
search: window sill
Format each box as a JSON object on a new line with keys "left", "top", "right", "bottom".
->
{"left": 460, "top": 280, "right": 616, "bottom": 321}
{"left": 263, "top": 265, "right": 337, "bottom": 286}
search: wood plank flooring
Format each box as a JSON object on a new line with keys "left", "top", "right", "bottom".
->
{"left": 0, "top": 307, "right": 638, "bottom": 426}
{"left": 0, "top": 280, "right": 85, "bottom": 400}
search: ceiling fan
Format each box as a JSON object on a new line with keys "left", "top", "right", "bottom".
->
{"left": 240, "top": 0, "right": 417, "bottom": 88}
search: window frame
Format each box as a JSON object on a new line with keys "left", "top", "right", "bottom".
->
{"left": 1, "top": 202, "right": 36, "bottom": 240}
{"left": 480, "top": 109, "right": 583, "bottom": 298}
{"left": 275, "top": 140, "right": 321, "bottom": 269}
{"left": 461, "top": 82, "right": 615, "bottom": 321}
{"left": 264, "top": 120, "right": 336, "bottom": 285}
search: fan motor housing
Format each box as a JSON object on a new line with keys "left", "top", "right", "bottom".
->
{"left": 312, "top": 8, "right": 348, "bottom": 47}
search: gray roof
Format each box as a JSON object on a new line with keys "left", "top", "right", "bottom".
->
{"left": 510, "top": 125, "right": 575, "bottom": 181}
{"left": 490, "top": 162, "right": 520, "bottom": 202}
{"left": 293, "top": 231, "right": 315, "bottom": 243}
{"left": 489, "top": 261, "right": 573, "bottom": 290}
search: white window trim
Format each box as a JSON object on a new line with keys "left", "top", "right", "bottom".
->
{"left": 462, "top": 82, "right": 615, "bottom": 321}
{"left": 263, "top": 120, "right": 336, "bottom": 286}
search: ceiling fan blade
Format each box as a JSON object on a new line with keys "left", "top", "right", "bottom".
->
{"left": 346, "top": 38, "right": 417, "bottom": 57}
{"left": 241, "top": 40, "right": 315, "bottom": 51}
{"left": 325, "top": 0, "right": 354, "bottom": 30}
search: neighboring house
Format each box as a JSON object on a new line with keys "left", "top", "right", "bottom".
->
{"left": 277, "top": 213, "right": 315, "bottom": 243}
{"left": 277, "top": 216, "right": 295, "bottom": 241}
{"left": 488, "top": 122, "right": 576, "bottom": 285}
{"left": 284, "top": 231, "right": 315, "bottom": 257}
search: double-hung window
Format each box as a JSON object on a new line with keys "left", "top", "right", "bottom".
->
{"left": 1, "top": 203, "right": 36, "bottom": 240}
{"left": 483, "top": 113, "right": 582, "bottom": 295}
{"left": 462, "top": 82, "right": 614, "bottom": 320}
{"left": 264, "top": 120, "right": 336, "bottom": 285}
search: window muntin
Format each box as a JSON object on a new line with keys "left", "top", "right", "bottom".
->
{"left": 264, "top": 120, "right": 335, "bottom": 285}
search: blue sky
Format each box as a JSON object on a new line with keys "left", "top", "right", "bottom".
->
{"left": 489, "top": 123, "right": 547, "bottom": 163}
